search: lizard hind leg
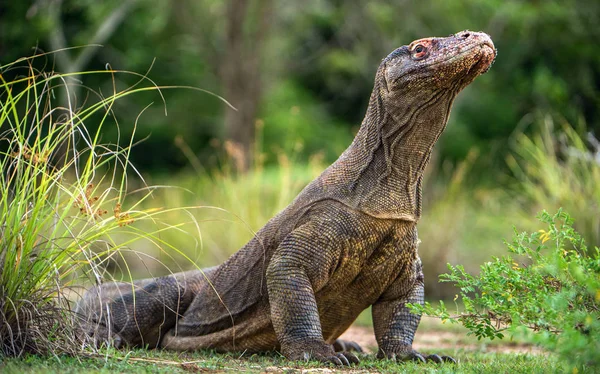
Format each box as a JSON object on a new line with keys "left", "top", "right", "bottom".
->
{"left": 75, "top": 273, "right": 198, "bottom": 348}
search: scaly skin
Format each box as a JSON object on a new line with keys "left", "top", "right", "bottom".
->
{"left": 76, "top": 30, "right": 496, "bottom": 366}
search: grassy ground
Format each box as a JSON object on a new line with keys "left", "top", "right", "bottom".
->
{"left": 1, "top": 345, "right": 559, "bottom": 374}
{"left": 1, "top": 316, "right": 558, "bottom": 373}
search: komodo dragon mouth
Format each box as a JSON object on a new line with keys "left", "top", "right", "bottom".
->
{"left": 77, "top": 30, "right": 496, "bottom": 367}
{"left": 469, "top": 35, "right": 497, "bottom": 74}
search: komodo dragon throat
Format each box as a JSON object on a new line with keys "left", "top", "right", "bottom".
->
{"left": 77, "top": 31, "right": 496, "bottom": 366}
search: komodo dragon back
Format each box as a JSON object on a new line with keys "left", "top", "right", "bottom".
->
{"left": 77, "top": 30, "right": 496, "bottom": 366}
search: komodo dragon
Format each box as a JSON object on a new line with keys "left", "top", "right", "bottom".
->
{"left": 77, "top": 30, "right": 496, "bottom": 366}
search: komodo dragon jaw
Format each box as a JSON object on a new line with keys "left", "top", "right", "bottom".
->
{"left": 77, "top": 31, "right": 495, "bottom": 367}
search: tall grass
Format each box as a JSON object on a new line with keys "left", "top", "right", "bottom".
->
{"left": 0, "top": 56, "right": 200, "bottom": 357}
{"left": 508, "top": 115, "right": 600, "bottom": 247}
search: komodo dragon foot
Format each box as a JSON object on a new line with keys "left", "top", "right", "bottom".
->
{"left": 285, "top": 340, "right": 360, "bottom": 366}
{"left": 377, "top": 344, "right": 456, "bottom": 364}
{"left": 79, "top": 321, "right": 125, "bottom": 349}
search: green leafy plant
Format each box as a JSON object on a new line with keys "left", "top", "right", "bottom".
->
{"left": 409, "top": 210, "right": 600, "bottom": 370}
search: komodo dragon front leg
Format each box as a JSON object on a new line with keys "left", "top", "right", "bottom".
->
{"left": 265, "top": 223, "right": 360, "bottom": 366}
{"left": 372, "top": 255, "right": 455, "bottom": 363}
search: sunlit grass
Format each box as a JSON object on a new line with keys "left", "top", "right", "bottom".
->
{"left": 507, "top": 115, "right": 600, "bottom": 247}
{"left": 128, "top": 147, "right": 326, "bottom": 273}
{"left": 0, "top": 348, "right": 561, "bottom": 374}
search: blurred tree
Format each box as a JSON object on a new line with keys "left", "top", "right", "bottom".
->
{"left": 173, "top": 0, "right": 278, "bottom": 171}
{"left": 278, "top": 0, "right": 599, "bottom": 167}
{"left": 18, "top": 0, "right": 141, "bottom": 164}
{"left": 221, "top": 0, "right": 274, "bottom": 171}
{"left": 37, "top": 0, "right": 139, "bottom": 107}
{"left": 0, "top": 0, "right": 227, "bottom": 172}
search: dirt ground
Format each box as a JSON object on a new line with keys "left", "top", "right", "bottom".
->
{"left": 339, "top": 318, "right": 543, "bottom": 355}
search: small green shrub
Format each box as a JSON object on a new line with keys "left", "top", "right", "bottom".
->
{"left": 409, "top": 210, "right": 600, "bottom": 371}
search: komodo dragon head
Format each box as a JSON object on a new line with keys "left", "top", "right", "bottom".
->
{"left": 378, "top": 30, "right": 496, "bottom": 108}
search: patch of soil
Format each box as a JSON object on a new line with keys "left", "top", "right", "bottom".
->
{"left": 338, "top": 325, "right": 544, "bottom": 355}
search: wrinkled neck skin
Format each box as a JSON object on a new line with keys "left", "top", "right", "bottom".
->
{"left": 367, "top": 81, "right": 455, "bottom": 200}
{"left": 315, "top": 75, "right": 459, "bottom": 221}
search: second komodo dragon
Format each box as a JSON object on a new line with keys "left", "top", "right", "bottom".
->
{"left": 77, "top": 30, "right": 496, "bottom": 366}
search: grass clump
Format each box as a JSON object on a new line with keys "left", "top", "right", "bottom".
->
{"left": 0, "top": 56, "right": 193, "bottom": 357}
{"left": 508, "top": 115, "right": 600, "bottom": 247}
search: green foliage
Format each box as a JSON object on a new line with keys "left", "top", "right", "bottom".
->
{"left": 286, "top": 0, "right": 600, "bottom": 166}
{"left": 130, "top": 147, "right": 326, "bottom": 272}
{"left": 3, "top": 1, "right": 598, "bottom": 175}
{"left": 261, "top": 80, "right": 352, "bottom": 162}
{"left": 409, "top": 210, "right": 600, "bottom": 370}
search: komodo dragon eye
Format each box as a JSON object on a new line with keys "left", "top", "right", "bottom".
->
{"left": 412, "top": 44, "right": 427, "bottom": 59}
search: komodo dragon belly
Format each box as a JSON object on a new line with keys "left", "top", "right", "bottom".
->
{"left": 315, "top": 221, "right": 420, "bottom": 343}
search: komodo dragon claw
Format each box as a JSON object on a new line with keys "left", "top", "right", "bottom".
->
{"left": 377, "top": 348, "right": 457, "bottom": 364}
{"left": 425, "top": 353, "right": 457, "bottom": 363}
{"left": 287, "top": 340, "right": 360, "bottom": 366}
{"left": 332, "top": 338, "right": 363, "bottom": 353}
{"left": 78, "top": 320, "right": 124, "bottom": 349}
{"left": 303, "top": 351, "right": 360, "bottom": 366}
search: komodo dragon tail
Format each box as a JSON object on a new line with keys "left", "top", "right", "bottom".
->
{"left": 75, "top": 270, "right": 210, "bottom": 348}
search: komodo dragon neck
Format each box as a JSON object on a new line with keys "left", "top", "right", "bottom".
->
{"left": 297, "top": 32, "right": 496, "bottom": 221}
{"left": 323, "top": 80, "right": 456, "bottom": 220}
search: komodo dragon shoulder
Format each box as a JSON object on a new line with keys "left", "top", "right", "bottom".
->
{"left": 76, "top": 30, "right": 496, "bottom": 366}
